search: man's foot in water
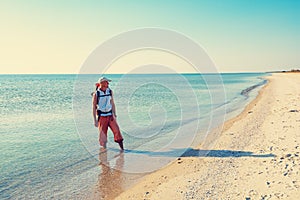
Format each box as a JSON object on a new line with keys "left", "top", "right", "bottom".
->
{"left": 118, "top": 141, "right": 124, "bottom": 151}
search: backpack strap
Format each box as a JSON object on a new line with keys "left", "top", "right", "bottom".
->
{"left": 96, "top": 90, "right": 100, "bottom": 104}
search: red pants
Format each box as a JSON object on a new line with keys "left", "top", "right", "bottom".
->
{"left": 98, "top": 115, "right": 123, "bottom": 147}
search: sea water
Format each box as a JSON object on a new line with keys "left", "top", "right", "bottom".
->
{"left": 0, "top": 73, "right": 267, "bottom": 199}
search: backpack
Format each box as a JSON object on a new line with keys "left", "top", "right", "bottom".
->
{"left": 96, "top": 88, "right": 112, "bottom": 120}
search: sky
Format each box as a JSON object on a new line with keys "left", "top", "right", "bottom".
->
{"left": 0, "top": 0, "right": 299, "bottom": 74}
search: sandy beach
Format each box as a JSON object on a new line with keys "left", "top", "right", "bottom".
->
{"left": 113, "top": 73, "right": 300, "bottom": 200}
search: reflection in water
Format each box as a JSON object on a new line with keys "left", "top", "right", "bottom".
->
{"left": 89, "top": 148, "right": 148, "bottom": 200}
{"left": 96, "top": 148, "right": 125, "bottom": 200}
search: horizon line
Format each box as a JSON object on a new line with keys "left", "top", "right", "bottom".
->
{"left": 0, "top": 71, "right": 271, "bottom": 75}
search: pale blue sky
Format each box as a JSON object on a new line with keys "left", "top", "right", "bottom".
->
{"left": 0, "top": 0, "right": 299, "bottom": 73}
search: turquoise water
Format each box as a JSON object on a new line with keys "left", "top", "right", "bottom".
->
{"left": 0, "top": 73, "right": 267, "bottom": 199}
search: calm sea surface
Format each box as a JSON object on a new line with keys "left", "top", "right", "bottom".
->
{"left": 0, "top": 73, "right": 267, "bottom": 199}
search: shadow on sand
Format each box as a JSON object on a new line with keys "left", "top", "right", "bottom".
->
{"left": 123, "top": 147, "right": 275, "bottom": 158}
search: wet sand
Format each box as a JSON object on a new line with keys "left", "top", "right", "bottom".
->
{"left": 114, "top": 73, "right": 300, "bottom": 199}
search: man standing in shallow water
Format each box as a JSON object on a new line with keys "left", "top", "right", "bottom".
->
{"left": 92, "top": 77, "right": 124, "bottom": 150}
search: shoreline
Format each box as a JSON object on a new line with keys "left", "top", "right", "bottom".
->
{"left": 115, "top": 73, "right": 300, "bottom": 199}
{"left": 114, "top": 74, "right": 271, "bottom": 199}
{"left": 112, "top": 74, "right": 269, "bottom": 198}
{"left": 197, "top": 74, "right": 270, "bottom": 151}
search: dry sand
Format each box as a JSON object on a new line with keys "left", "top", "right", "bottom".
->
{"left": 115, "top": 73, "right": 300, "bottom": 200}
